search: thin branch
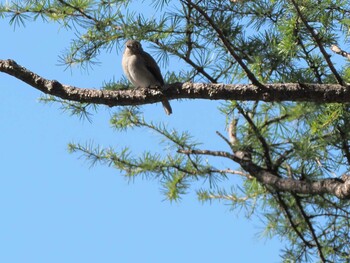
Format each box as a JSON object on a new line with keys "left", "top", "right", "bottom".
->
{"left": 227, "top": 118, "right": 239, "bottom": 146}
{"left": 275, "top": 193, "right": 314, "bottom": 248}
{"left": 170, "top": 164, "right": 203, "bottom": 176}
{"left": 155, "top": 41, "right": 216, "bottom": 82}
{"left": 216, "top": 130, "right": 234, "bottom": 151}
{"left": 261, "top": 114, "right": 290, "bottom": 129}
{"left": 178, "top": 149, "right": 237, "bottom": 160}
{"left": 320, "top": 195, "right": 350, "bottom": 217}
{"left": 183, "top": 0, "right": 266, "bottom": 89}
{"left": 206, "top": 193, "right": 254, "bottom": 202}
{"left": 209, "top": 168, "right": 253, "bottom": 179}
{"left": 337, "top": 126, "right": 350, "bottom": 165}
{"left": 236, "top": 103, "right": 272, "bottom": 169}
{"left": 290, "top": 0, "right": 345, "bottom": 86}
{"left": 293, "top": 195, "right": 326, "bottom": 262}
{"left": 298, "top": 35, "right": 324, "bottom": 83}
{"left": 183, "top": 1, "right": 194, "bottom": 60}
{"left": 57, "top": 0, "right": 98, "bottom": 23}
{"left": 273, "top": 148, "right": 294, "bottom": 170}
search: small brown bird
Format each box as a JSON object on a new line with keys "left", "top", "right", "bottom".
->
{"left": 122, "top": 40, "right": 172, "bottom": 115}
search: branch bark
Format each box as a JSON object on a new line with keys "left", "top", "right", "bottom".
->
{"left": 178, "top": 148, "right": 350, "bottom": 199}
{"left": 241, "top": 159, "right": 350, "bottom": 200}
{"left": 2, "top": 59, "right": 350, "bottom": 106}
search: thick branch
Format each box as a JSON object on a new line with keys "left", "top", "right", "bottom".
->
{"left": 178, "top": 149, "right": 350, "bottom": 199}
{"left": 242, "top": 164, "right": 350, "bottom": 199}
{"left": 2, "top": 59, "right": 350, "bottom": 105}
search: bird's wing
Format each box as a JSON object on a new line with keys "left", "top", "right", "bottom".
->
{"left": 142, "top": 51, "right": 164, "bottom": 86}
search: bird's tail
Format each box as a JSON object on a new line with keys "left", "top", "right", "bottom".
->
{"left": 162, "top": 98, "right": 172, "bottom": 115}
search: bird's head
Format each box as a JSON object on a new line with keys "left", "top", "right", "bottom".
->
{"left": 125, "top": 40, "right": 143, "bottom": 54}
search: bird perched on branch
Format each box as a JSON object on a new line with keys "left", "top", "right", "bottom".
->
{"left": 122, "top": 40, "right": 172, "bottom": 115}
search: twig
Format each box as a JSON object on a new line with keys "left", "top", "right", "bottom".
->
{"left": 178, "top": 149, "right": 237, "bottom": 160}
{"left": 290, "top": 0, "right": 345, "bottom": 86}
{"left": 293, "top": 195, "right": 327, "bottom": 262}
{"left": 57, "top": 0, "right": 98, "bottom": 23}
{"left": 206, "top": 193, "right": 254, "bottom": 202}
{"left": 183, "top": 0, "right": 266, "bottom": 89}
{"left": 261, "top": 114, "right": 290, "bottom": 129}
{"left": 236, "top": 103, "right": 272, "bottom": 169}
{"left": 155, "top": 41, "right": 216, "bottom": 82}
{"left": 273, "top": 148, "right": 294, "bottom": 170}
{"left": 275, "top": 193, "right": 314, "bottom": 248}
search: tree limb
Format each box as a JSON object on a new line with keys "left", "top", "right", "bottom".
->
{"left": 242, "top": 162, "right": 350, "bottom": 199}
{"left": 2, "top": 59, "right": 350, "bottom": 106}
{"left": 178, "top": 148, "right": 350, "bottom": 199}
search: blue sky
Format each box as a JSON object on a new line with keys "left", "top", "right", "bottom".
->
{"left": 0, "top": 5, "right": 282, "bottom": 263}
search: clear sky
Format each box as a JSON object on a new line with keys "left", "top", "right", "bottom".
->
{"left": 0, "top": 4, "right": 283, "bottom": 263}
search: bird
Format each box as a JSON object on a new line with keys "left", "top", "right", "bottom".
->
{"left": 122, "top": 40, "right": 172, "bottom": 115}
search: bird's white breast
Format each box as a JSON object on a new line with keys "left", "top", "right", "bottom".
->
{"left": 126, "top": 54, "right": 160, "bottom": 88}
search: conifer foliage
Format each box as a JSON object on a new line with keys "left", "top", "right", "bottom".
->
{"left": 2, "top": 1, "right": 350, "bottom": 261}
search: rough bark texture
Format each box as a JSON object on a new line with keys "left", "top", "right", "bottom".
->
{"left": 2, "top": 59, "right": 350, "bottom": 105}
{"left": 179, "top": 149, "right": 350, "bottom": 199}
{"left": 240, "top": 160, "right": 350, "bottom": 199}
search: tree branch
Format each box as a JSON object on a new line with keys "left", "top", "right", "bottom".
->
{"left": 154, "top": 41, "right": 216, "bottom": 83}
{"left": 293, "top": 194, "right": 326, "bottom": 262}
{"left": 2, "top": 59, "right": 350, "bottom": 106}
{"left": 183, "top": 0, "right": 266, "bottom": 89}
{"left": 274, "top": 193, "right": 314, "bottom": 248}
{"left": 178, "top": 149, "right": 237, "bottom": 160}
{"left": 178, "top": 148, "right": 350, "bottom": 199}
{"left": 236, "top": 103, "right": 272, "bottom": 169}
{"left": 337, "top": 126, "right": 350, "bottom": 166}
{"left": 56, "top": 0, "right": 98, "bottom": 23}
{"left": 290, "top": 0, "right": 345, "bottom": 86}
{"left": 241, "top": 163, "right": 350, "bottom": 200}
